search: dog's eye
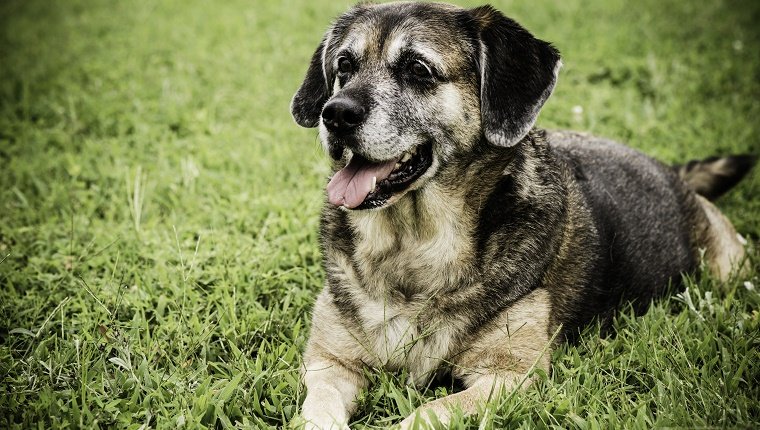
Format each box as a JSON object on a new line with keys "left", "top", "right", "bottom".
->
{"left": 337, "top": 57, "right": 353, "bottom": 75}
{"left": 409, "top": 60, "right": 431, "bottom": 79}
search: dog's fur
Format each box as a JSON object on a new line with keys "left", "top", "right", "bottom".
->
{"left": 290, "top": 3, "right": 755, "bottom": 429}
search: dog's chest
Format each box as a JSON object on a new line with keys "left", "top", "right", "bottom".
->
{"left": 348, "top": 195, "right": 474, "bottom": 295}
{"left": 357, "top": 298, "right": 456, "bottom": 385}
{"left": 344, "top": 197, "right": 474, "bottom": 383}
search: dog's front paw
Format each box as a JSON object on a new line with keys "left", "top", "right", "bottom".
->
{"left": 398, "top": 409, "right": 446, "bottom": 430}
{"left": 298, "top": 412, "right": 350, "bottom": 430}
{"left": 303, "top": 422, "right": 350, "bottom": 430}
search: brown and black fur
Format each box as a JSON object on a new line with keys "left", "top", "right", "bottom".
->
{"left": 290, "top": 3, "right": 755, "bottom": 429}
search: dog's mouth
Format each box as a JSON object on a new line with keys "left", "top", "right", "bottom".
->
{"left": 326, "top": 142, "right": 434, "bottom": 210}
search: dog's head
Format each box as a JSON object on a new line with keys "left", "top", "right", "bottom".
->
{"left": 291, "top": 2, "right": 560, "bottom": 210}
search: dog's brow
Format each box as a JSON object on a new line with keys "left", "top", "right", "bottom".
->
{"left": 337, "top": 31, "right": 369, "bottom": 58}
{"left": 386, "top": 36, "right": 447, "bottom": 71}
{"left": 386, "top": 28, "right": 448, "bottom": 69}
{"left": 408, "top": 43, "right": 446, "bottom": 69}
{"left": 386, "top": 33, "right": 408, "bottom": 62}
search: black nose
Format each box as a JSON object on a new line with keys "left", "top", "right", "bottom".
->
{"left": 321, "top": 98, "right": 366, "bottom": 133}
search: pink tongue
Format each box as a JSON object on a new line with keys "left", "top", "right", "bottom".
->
{"left": 327, "top": 155, "right": 398, "bottom": 208}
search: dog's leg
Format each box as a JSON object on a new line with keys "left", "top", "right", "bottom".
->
{"left": 398, "top": 374, "right": 528, "bottom": 429}
{"left": 695, "top": 195, "right": 747, "bottom": 280}
{"left": 301, "top": 356, "right": 366, "bottom": 430}
{"left": 399, "top": 288, "right": 554, "bottom": 429}
{"left": 300, "top": 291, "right": 368, "bottom": 429}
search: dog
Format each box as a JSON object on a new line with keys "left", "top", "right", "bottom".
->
{"left": 289, "top": 2, "right": 755, "bottom": 429}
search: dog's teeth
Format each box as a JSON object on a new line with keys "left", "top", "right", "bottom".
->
{"left": 371, "top": 176, "right": 377, "bottom": 193}
{"left": 400, "top": 152, "right": 412, "bottom": 163}
{"left": 394, "top": 162, "right": 401, "bottom": 169}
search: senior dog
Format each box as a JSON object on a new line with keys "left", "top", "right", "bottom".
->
{"left": 290, "top": 2, "right": 754, "bottom": 428}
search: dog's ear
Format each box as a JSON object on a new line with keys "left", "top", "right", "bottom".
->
{"left": 291, "top": 37, "right": 329, "bottom": 128}
{"left": 470, "top": 5, "right": 561, "bottom": 147}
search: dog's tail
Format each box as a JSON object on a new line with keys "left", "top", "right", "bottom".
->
{"left": 674, "top": 154, "right": 756, "bottom": 201}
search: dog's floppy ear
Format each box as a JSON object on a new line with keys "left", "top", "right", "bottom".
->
{"left": 291, "top": 37, "right": 329, "bottom": 128}
{"left": 470, "top": 5, "right": 561, "bottom": 147}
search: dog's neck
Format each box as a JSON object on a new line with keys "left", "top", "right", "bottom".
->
{"left": 345, "top": 183, "right": 476, "bottom": 299}
{"left": 345, "top": 137, "right": 516, "bottom": 244}
{"left": 343, "top": 131, "right": 550, "bottom": 298}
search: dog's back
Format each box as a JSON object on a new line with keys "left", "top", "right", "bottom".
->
{"left": 547, "top": 130, "right": 752, "bottom": 335}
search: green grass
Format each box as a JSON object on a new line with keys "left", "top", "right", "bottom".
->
{"left": 1, "top": 0, "right": 758, "bottom": 428}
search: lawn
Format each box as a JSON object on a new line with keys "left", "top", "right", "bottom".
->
{"left": 1, "top": 0, "right": 759, "bottom": 428}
